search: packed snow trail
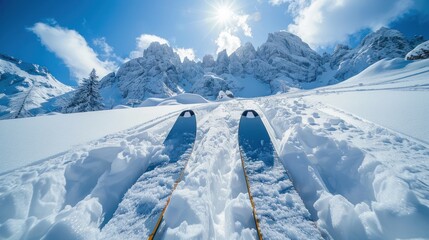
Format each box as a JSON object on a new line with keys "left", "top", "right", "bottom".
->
{"left": 100, "top": 110, "right": 196, "bottom": 239}
{"left": 238, "top": 110, "right": 322, "bottom": 239}
{"left": 152, "top": 102, "right": 258, "bottom": 239}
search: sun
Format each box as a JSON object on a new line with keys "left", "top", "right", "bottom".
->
{"left": 202, "top": 1, "right": 239, "bottom": 34}
{"left": 215, "top": 5, "right": 234, "bottom": 24}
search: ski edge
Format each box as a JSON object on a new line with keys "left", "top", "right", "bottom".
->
{"left": 148, "top": 110, "right": 196, "bottom": 240}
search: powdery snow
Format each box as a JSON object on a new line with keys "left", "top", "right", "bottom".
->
{"left": 0, "top": 104, "right": 199, "bottom": 173}
{"left": 0, "top": 57, "right": 429, "bottom": 239}
{"left": 309, "top": 58, "right": 429, "bottom": 144}
{"left": 139, "top": 93, "right": 209, "bottom": 107}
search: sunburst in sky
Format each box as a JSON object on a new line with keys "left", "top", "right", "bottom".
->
{"left": 213, "top": 2, "right": 235, "bottom": 25}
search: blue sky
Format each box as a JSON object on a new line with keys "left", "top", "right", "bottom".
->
{"left": 0, "top": 0, "right": 428, "bottom": 86}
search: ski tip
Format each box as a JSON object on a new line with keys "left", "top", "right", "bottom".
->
{"left": 180, "top": 110, "right": 195, "bottom": 118}
{"left": 241, "top": 110, "right": 259, "bottom": 118}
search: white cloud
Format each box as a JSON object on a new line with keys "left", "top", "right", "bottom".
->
{"left": 30, "top": 22, "right": 115, "bottom": 82}
{"left": 215, "top": 31, "right": 241, "bottom": 55}
{"left": 174, "top": 48, "right": 196, "bottom": 62}
{"left": 251, "top": 11, "right": 262, "bottom": 22}
{"left": 129, "top": 34, "right": 169, "bottom": 59}
{"left": 286, "top": 0, "right": 414, "bottom": 47}
{"left": 93, "top": 37, "right": 114, "bottom": 56}
{"left": 269, "top": 0, "right": 289, "bottom": 5}
{"left": 236, "top": 15, "right": 252, "bottom": 37}
{"left": 93, "top": 37, "right": 125, "bottom": 63}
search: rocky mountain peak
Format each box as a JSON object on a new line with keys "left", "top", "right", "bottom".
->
{"left": 332, "top": 27, "right": 422, "bottom": 80}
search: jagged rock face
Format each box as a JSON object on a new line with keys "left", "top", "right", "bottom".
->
{"left": 214, "top": 50, "right": 229, "bottom": 75}
{"left": 228, "top": 53, "right": 243, "bottom": 76}
{"left": 202, "top": 54, "right": 216, "bottom": 71}
{"left": 257, "top": 31, "right": 323, "bottom": 82}
{"left": 0, "top": 54, "right": 72, "bottom": 119}
{"left": 235, "top": 42, "right": 257, "bottom": 65}
{"left": 99, "top": 28, "right": 424, "bottom": 105}
{"left": 330, "top": 44, "right": 351, "bottom": 69}
{"left": 101, "top": 42, "right": 184, "bottom": 103}
{"left": 181, "top": 58, "right": 204, "bottom": 85}
{"left": 406, "top": 40, "right": 429, "bottom": 60}
{"left": 332, "top": 28, "right": 418, "bottom": 80}
{"left": 190, "top": 74, "right": 231, "bottom": 98}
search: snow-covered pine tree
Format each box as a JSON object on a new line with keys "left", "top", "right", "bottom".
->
{"left": 64, "top": 69, "right": 104, "bottom": 113}
{"left": 11, "top": 85, "right": 34, "bottom": 118}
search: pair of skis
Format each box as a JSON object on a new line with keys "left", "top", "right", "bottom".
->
{"left": 118, "top": 109, "right": 320, "bottom": 239}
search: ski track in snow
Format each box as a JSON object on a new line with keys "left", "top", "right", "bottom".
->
{"left": 0, "top": 107, "right": 185, "bottom": 239}
{"left": 238, "top": 110, "right": 322, "bottom": 239}
{"left": 1, "top": 94, "right": 429, "bottom": 239}
{"left": 257, "top": 96, "right": 429, "bottom": 239}
{"left": 158, "top": 101, "right": 257, "bottom": 239}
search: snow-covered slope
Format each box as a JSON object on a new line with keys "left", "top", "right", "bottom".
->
{"left": 310, "top": 57, "right": 429, "bottom": 144}
{"left": 0, "top": 104, "right": 200, "bottom": 173}
{"left": 0, "top": 54, "right": 73, "bottom": 119}
{"left": 1, "top": 56, "right": 428, "bottom": 239}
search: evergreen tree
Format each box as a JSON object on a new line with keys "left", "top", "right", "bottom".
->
{"left": 64, "top": 69, "right": 104, "bottom": 113}
{"left": 11, "top": 85, "right": 34, "bottom": 118}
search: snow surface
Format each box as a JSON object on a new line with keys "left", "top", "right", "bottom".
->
{"left": 0, "top": 104, "right": 199, "bottom": 173}
{"left": 1, "top": 57, "right": 429, "bottom": 239}
{"left": 310, "top": 58, "right": 429, "bottom": 144}
{"left": 139, "top": 93, "right": 209, "bottom": 107}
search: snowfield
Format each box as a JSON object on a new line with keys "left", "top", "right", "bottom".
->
{"left": 1, "top": 58, "right": 429, "bottom": 239}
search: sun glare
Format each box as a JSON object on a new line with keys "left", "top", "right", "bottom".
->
{"left": 215, "top": 5, "right": 234, "bottom": 24}
{"left": 203, "top": 1, "right": 239, "bottom": 34}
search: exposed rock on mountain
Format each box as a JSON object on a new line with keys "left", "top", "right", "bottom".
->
{"left": 331, "top": 27, "right": 422, "bottom": 80}
{"left": 99, "top": 30, "right": 328, "bottom": 103}
{"left": 257, "top": 31, "right": 323, "bottom": 82}
{"left": 406, "top": 40, "right": 429, "bottom": 60}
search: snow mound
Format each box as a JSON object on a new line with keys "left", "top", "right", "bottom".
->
{"left": 139, "top": 93, "right": 209, "bottom": 107}
{"left": 0, "top": 105, "right": 190, "bottom": 173}
{"left": 259, "top": 96, "right": 429, "bottom": 239}
{"left": 406, "top": 40, "right": 429, "bottom": 60}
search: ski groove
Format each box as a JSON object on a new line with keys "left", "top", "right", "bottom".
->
{"left": 100, "top": 110, "right": 196, "bottom": 239}
{"left": 238, "top": 109, "right": 323, "bottom": 239}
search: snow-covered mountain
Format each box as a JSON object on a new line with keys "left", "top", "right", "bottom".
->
{"left": 330, "top": 27, "right": 423, "bottom": 80}
{"left": 0, "top": 54, "right": 73, "bottom": 119}
{"left": 100, "top": 28, "right": 423, "bottom": 105}
{"left": 1, "top": 28, "right": 425, "bottom": 117}
{"left": 98, "top": 31, "right": 325, "bottom": 104}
